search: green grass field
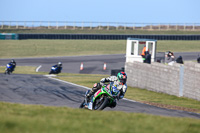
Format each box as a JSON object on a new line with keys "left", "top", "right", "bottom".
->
{"left": 1, "top": 102, "right": 200, "bottom": 133}
{"left": 0, "top": 40, "right": 200, "bottom": 58}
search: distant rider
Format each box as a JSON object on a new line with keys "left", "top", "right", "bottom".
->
{"left": 8, "top": 59, "right": 16, "bottom": 72}
{"left": 86, "top": 72, "right": 127, "bottom": 107}
{"left": 51, "top": 62, "right": 62, "bottom": 74}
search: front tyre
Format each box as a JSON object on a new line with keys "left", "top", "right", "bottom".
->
{"left": 93, "top": 97, "right": 109, "bottom": 110}
{"left": 5, "top": 69, "right": 10, "bottom": 75}
{"left": 79, "top": 100, "right": 85, "bottom": 109}
{"left": 49, "top": 70, "right": 53, "bottom": 74}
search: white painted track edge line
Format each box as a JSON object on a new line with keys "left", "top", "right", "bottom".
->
{"left": 36, "top": 65, "right": 42, "bottom": 72}
{"left": 47, "top": 76, "right": 91, "bottom": 90}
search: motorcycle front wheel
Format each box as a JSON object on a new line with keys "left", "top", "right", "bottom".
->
{"left": 49, "top": 70, "right": 53, "bottom": 74}
{"left": 79, "top": 100, "right": 85, "bottom": 108}
{"left": 5, "top": 70, "right": 10, "bottom": 75}
{"left": 93, "top": 97, "right": 109, "bottom": 110}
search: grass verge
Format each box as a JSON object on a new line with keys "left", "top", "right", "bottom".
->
{"left": 1, "top": 102, "right": 200, "bottom": 133}
{"left": 1, "top": 66, "right": 200, "bottom": 113}
{"left": 0, "top": 40, "right": 200, "bottom": 58}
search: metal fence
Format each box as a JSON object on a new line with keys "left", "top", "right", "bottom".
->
{"left": 1, "top": 21, "right": 200, "bottom": 31}
{"left": 18, "top": 34, "right": 200, "bottom": 40}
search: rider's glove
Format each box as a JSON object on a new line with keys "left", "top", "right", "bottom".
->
{"left": 100, "top": 78, "right": 106, "bottom": 86}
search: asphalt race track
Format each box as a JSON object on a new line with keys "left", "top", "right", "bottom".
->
{"left": 0, "top": 52, "right": 199, "bottom": 75}
{"left": 0, "top": 52, "right": 200, "bottom": 119}
{"left": 0, "top": 54, "right": 126, "bottom": 75}
{"left": 0, "top": 73, "right": 200, "bottom": 119}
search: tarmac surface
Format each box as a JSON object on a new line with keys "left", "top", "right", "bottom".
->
{"left": 0, "top": 52, "right": 199, "bottom": 75}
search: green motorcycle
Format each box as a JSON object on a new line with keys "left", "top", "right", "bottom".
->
{"left": 80, "top": 82, "right": 120, "bottom": 110}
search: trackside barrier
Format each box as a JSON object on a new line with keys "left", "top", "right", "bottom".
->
{"left": 18, "top": 34, "right": 200, "bottom": 40}
{"left": 0, "top": 33, "right": 18, "bottom": 40}
{"left": 125, "top": 61, "right": 200, "bottom": 101}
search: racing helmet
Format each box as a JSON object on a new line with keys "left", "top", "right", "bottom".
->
{"left": 11, "top": 59, "right": 15, "bottom": 63}
{"left": 58, "top": 62, "right": 62, "bottom": 67}
{"left": 117, "top": 72, "right": 127, "bottom": 85}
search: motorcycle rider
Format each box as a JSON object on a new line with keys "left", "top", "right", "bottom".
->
{"left": 51, "top": 62, "right": 62, "bottom": 74}
{"left": 86, "top": 72, "right": 127, "bottom": 107}
{"left": 8, "top": 59, "right": 16, "bottom": 72}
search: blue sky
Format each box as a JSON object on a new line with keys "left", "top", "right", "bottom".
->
{"left": 0, "top": 0, "right": 199, "bottom": 23}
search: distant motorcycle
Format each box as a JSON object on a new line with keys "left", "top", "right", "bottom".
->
{"left": 79, "top": 82, "right": 120, "bottom": 110}
{"left": 5, "top": 63, "right": 14, "bottom": 75}
{"left": 49, "top": 65, "right": 62, "bottom": 74}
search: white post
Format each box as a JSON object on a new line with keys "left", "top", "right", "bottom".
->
{"left": 107, "top": 23, "right": 109, "bottom": 30}
{"left": 24, "top": 22, "right": 26, "bottom": 29}
{"left": 65, "top": 22, "right": 67, "bottom": 29}
{"left": 73, "top": 22, "right": 76, "bottom": 30}
{"left": 179, "top": 65, "right": 184, "bottom": 97}
{"left": 48, "top": 22, "right": 50, "bottom": 29}
{"left": 1, "top": 22, "right": 4, "bottom": 29}
{"left": 124, "top": 24, "right": 126, "bottom": 30}
{"left": 150, "top": 24, "right": 152, "bottom": 30}
{"left": 16, "top": 22, "right": 18, "bottom": 29}
{"left": 99, "top": 22, "right": 101, "bottom": 30}
{"left": 90, "top": 22, "right": 92, "bottom": 30}
{"left": 9, "top": 21, "right": 11, "bottom": 29}
{"left": 184, "top": 23, "right": 186, "bottom": 31}
{"left": 82, "top": 22, "right": 84, "bottom": 30}
{"left": 193, "top": 23, "right": 195, "bottom": 31}
{"left": 167, "top": 24, "right": 170, "bottom": 31}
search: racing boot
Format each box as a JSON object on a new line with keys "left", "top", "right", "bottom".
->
{"left": 86, "top": 90, "right": 94, "bottom": 103}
